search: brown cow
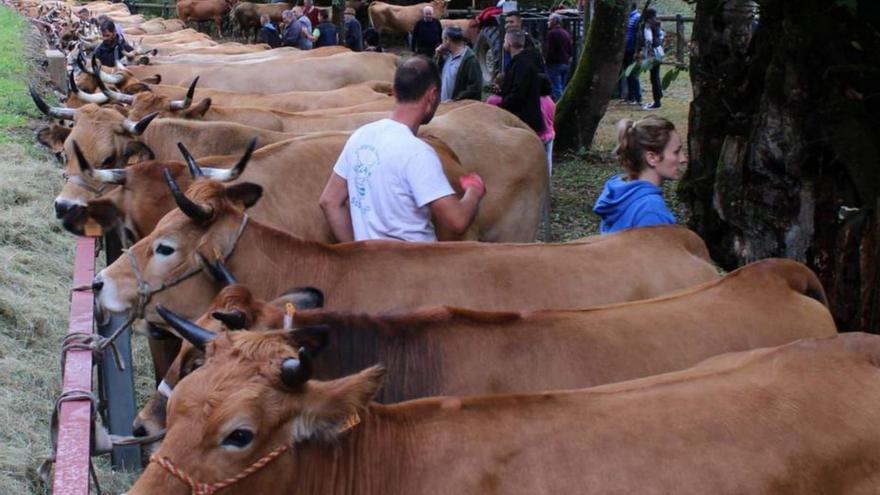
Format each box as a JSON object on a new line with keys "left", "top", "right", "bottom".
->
{"left": 133, "top": 258, "right": 836, "bottom": 445}
{"left": 368, "top": 0, "right": 449, "bottom": 34}
{"left": 129, "top": 332, "right": 880, "bottom": 494}
{"left": 124, "top": 50, "right": 397, "bottom": 92}
{"left": 177, "top": 0, "right": 234, "bottom": 37}
{"left": 92, "top": 178, "right": 719, "bottom": 327}
{"left": 231, "top": 2, "right": 290, "bottom": 40}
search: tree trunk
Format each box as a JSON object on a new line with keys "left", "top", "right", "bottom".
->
{"left": 554, "top": 0, "right": 628, "bottom": 151}
{"left": 681, "top": 0, "right": 880, "bottom": 330}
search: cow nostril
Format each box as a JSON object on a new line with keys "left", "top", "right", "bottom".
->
{"left": 132, "top": 425, "right": 147, "bottom": 438}
{"left": 54, "top": 201, "right": 71, "bottom": 219}
{"left": 92, "top": 279, "right": 104, "bottom": 292}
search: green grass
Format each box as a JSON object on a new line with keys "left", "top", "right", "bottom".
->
{"left": 0, "top": 8, "right": 37, "bottom": 142}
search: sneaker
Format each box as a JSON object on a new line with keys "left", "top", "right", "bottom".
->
{"left": 642, "top": 102, "right": 662, "bottom": 110}
{"left": 624, "top": 99, "right": 641, "bottom": 106}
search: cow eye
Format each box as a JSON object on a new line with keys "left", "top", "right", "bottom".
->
{"left": 221, "top": 429, "right": 254, "bottom": 449}
{"left": 155, "top": 244, "right": 175, "bottom": 256}
{"left": 102, "top": 154, "right": 115, "bottom": 166}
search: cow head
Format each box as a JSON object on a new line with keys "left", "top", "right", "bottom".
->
{"left": 92, "top": 170, "right": 263, "bottom": 324}
{"left": 127, "top": 310, "right": 382, "bottom": 495}
{"left": 78, "top": 138, "right": 256, "bottom": 241}
{"left": 30, "top": 87, "right": 159, "bottom": 232}
{"left": 133, "top": 282, "right": 325, "bottom": 455}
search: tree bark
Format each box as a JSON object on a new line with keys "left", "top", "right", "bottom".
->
{"left": 554, "top": 0, "right": 628, "bottom": 151}
{"left": 682, "top": 0, "right": 880, "bottom": 330}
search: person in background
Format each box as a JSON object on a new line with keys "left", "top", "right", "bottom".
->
{"left": 537, "top": 74, "right": 556, "bottom": 175}
{"left": 621, "top": 2, "right": 642, "bottom": 105}
{"left": 502, "top": 11, "right": 543, "bottom": 74}
{"left": 593, "top": 115, "right": 685, "bottom": 233}
{"left": 96, "top": 14, "right": 125, "bottom": 39}
{"left": 498, "top": 29, "right": 545, "bottom": 134}
{"left": 281, "top": 10, "right": 301, "bottom": 47}
{"left": 258, "top": 14, "right": 282, "bottom": 48}
{"left": 641, "top": 8, "right": 664, "bottom": 109}
{"left": 544, "top": 13, "right": 572, "bottom": 101}
{"left": 411, "top": 6, "right": 442, "bottom": 57}
{"left": 435, "top": 26, "right": 482, "bottom": 101}
{"left": 343, "top": 7, "right": 363, "bottom": 51}
{"left": 319, "top": 56, "right": 486, "bottom": 242}
{"left": 363, "top": 26, "right": 383, "bottom": 52}
{"left": 311, "top": 9, "right": 337, "bottom": 48}
{"left": 293, "top": 6, "right": 313, "bottom": 50}
{"left": 302, "top": 0, "right": 320, "bottom": 30}
{"left": 94, "top": 18, "right": 132, "bottom": 67}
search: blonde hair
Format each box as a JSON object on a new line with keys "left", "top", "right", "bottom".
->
{"left": 615, "top": 115, "right": 676, "bottom": 179}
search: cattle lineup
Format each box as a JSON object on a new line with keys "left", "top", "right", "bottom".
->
{"left": 10, "top": 0, "right": 880, "bottom": 493}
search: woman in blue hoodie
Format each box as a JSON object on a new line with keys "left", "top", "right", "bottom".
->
{"left": 593, "top": 115, "right": 686, "bottom": 233}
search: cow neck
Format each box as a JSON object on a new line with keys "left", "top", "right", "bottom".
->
{"left": 223, "top": 219, "right": 333, "bottom": 296}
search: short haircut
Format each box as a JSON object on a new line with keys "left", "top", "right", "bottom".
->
{"left": 260, "top": 14, "right": 270, "bottom": 23}
{"left": 443, "top": 25, "right": 464, "bottom": 42}
{"left": 393, "top": 56, "right": 441, "bottom": 103}
{"left": 505, "top": 28, "right": 525, "bottom": 49}
{"left": 423, "top": 6, "right": 434, "bottom": 14}
{"left": 506, "top": 11, "right": 521, "bottom": 19}
{"left": 644, "top": 7, "right": 657, "bottom": 19}
{"left": 319, "top": 9, "right": 330, "bottom": 20}
{"left": 549, "top": 13, "right": 563, "bottom": 24}
{"left": 99, "top": 18, "right": 115, "bottom": 34}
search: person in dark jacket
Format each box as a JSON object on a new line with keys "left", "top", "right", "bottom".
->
{"left": 621, "top": 3, "right": 642, "bottom": 104}
{"left": 363, "top": 26, "right": 383, "bottom": 52}
{"left": 502, "top": 11, "right": 544, "bottom": 74}
{"left": 544, "top": 13, "right": 573, "bottom": 101}
{"left": 312, "top": 9, "right": 338, "bottom": 47}
{"left": 281, "top": 10, "right": 302, "bottom": 47}
{"left": 411, "top": 6, "right": 442, "bottom": 57}
{"left": 93, "top": 19, "right": 132, "bottom": 67}
{"left": 498, "top": 29, "right": 545, "bottom": 134}
{"left": 435, "top": 26, "right": 482, "bottom": 101}
{"left": 593, "top": 115, "right": 685, "bottom": 233}
{"left": 258, "top": 14, "right": 282, "bottom": 48}
{"left": 343, "top": 7, "right": 363, "bottom": 51}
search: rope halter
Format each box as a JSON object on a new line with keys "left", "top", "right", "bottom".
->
{"left": 150, "top": 443, "right": 289, "bottom": 495}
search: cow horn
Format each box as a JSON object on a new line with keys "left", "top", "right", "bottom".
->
{"left": 91, "top": 54, "right": 124, "bottom": 84}
{"left": 29, "top": 87, "right": 75, "bottom": 120}
{"left": 280, "top": 348, "right": 313, "bottom": 388}
{"left": 177, "top": 142, "right": 204, "bottom": 178}
{"left": 211, "top": 310, "right": 248, "bottom": 330}
{"left": 170, "top": 76, "right": 198, "bottom": 111}
{"left": 197, "top": 252, "right": 237, "bottom": 285}
{"left": 121, "top": 112, "right": 158, "bottom": 135}
{"left": 94, "top": 66, "right": 134, "bottom": 104}
{"left": 200, "top": 137, "right": 256, "bottom": 182}
{"left": 163, "top": 168, "right": 212, "bottom": 222}
{"left": 155, "top": 305, "right": 216, "bottom": 351}
{"left": 69, "top": 70, "right": 109, "bottom": 104}
{"left": 73, "top": 141, "right": 126, "bottom": 184}
{"left": 76, "top": 52, "right": 93, "bottom": 74}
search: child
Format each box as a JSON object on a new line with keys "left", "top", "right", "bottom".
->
{"left": 537, "top": 74, "right": 556, "bottom": 175}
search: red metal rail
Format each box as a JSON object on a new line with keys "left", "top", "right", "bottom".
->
{"left": 53, "top": 237, "right": 97, "bottom": 495}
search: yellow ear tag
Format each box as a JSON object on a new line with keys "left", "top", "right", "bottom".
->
{"left": 283, "top": 303, "right": 296, "bottom": 330}
{"left": 84, "top": 218, "right": 103, "bottom": 237}
{"left": 212, "top": 247, "right": 223, "bottom": 261}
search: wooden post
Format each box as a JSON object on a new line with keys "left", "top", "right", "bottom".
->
{"left": 45, "top": 49, "right": 68, "bottom": 94}
{"left": 675, "top": 13, "right": 685, "bottom": 64}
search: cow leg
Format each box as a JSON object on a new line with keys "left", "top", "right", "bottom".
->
{"left": 215, "top": 15, "right": 223, "bottom": 38}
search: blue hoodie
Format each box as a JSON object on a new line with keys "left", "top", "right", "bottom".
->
{"left": 593, "top": 175, "right": 676, "bottom": 234}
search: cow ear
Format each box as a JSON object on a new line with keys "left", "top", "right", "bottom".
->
{"left": 291, "top": 366, "right": 385, "bottom": 443}
{"left": 85, "top": 198, "right": 122, "bottom": 230}
{"left": 123, "top": 82, "right": 152, "bottom": 94}
{"left": 287, "top": 325, "right": 329, "bottom": 357}
{"left": 122, "top": 141, "right": 155, "bottom": 164}
{"left": 225, "top": 183, "right": 263, "bottom": 209}
{"left": 182, "top": 98, "right": 211, "bottom": 118}
{"left": 36, "top": 125, "right": 70, "bottom": 154}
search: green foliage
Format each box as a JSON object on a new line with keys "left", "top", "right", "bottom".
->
{"left": 0, "top": 8, "right": 35, "bottom": 141}
{"left": 661, "top": 65, "right": 686, "bottom": 90}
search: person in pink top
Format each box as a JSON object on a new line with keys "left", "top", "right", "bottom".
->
{"left": 537, "top": 74, "right": 556, "bottom": 175}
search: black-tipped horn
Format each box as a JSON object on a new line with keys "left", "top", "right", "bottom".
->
{"left": 228, "top": 137, "right": 257, "bottom": 180}
{"left": 163, "top": 168, "right": 212, "bottom": 223}
{"left": 121, "top": 112, "right": 158, "bottom": 135}
{"left": 77, "top": 52, "right": 92, "bottom": 74}
{"left": 91, "top": 54, "right": 124, "bottom": 85}
{"left": 170, "top": 76, "right": 198, "bottom": 111}
{"left": 29, "top": 87, "right": 75, "bottom": 120}
{"left": 197, "top": 252, "right": 237, "bottom": 285}
{"left": 280, "top": 348, "right": 313, "bottom": 388}
{"left": 155, "top": 305, "right": 217, "bottom": 351}
{"left": 94, "top": 64, "right": 134, "bottom": 104}
{"left": 177, "top": 142, "right": 204, "bottom": 178}
{"left": 211, "top": 310, "right": 248, "bottom": 330}
{"left": 69, "top": 70, "right": 109, "bottom": 104}
{"left": 72, "top": 140, "right": 91, "bottom": 173}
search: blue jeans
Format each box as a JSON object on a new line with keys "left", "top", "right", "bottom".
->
{"left": 546, "top": 63, "right": 569, "bottom": 101}
{"left": 622, "top": 49, "right": 641, "bottom": 103}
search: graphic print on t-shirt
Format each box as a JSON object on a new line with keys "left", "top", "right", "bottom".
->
{"left": 351, "top": 144, "right": 379, "bottom": 213}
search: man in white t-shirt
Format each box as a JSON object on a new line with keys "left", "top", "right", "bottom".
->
{"left": 319, "top": 56, "right": 486, "bottom": 242}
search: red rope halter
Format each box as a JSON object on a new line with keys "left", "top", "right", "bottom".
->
{"left": 150, "top": 443, "right": 289, "bottom": 495}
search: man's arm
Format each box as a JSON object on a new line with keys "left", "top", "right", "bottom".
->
{"left": 318, "top": 172, "right": 355, "bottom": 242}
{"left": 456, "top": 56, "right": 483, "bottom": 100}
{"left": 428, "top": 177, "right": 485, "bottom": 236}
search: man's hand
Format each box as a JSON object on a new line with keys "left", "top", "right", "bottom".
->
{"left": 459, "top": 172, "right": 486, "bottom": 198}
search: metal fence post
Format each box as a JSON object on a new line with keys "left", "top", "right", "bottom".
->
{"left": 676, "top": 14, "right": 685, "bottom": 64}
{"left": 96, "top": 231, "right": 141, "bottom": 470}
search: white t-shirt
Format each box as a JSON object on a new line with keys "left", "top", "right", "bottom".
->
{"left": 333, "top": 119, "right": 455, "bottom": 241}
